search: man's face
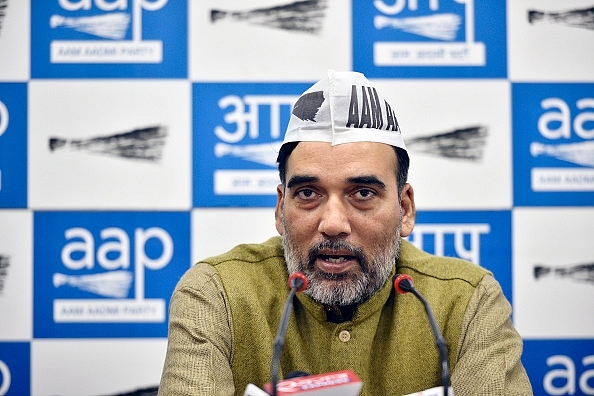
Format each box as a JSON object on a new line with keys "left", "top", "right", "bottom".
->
{"left": 275, "top": 141, "right": 415, "bottom": 306}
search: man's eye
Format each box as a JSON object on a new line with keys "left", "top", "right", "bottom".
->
{"left": 354, "top": 189, "right": 375, "bottom": 199}
{"left": 296, "top": 188, "right": 317, "bottom": 199}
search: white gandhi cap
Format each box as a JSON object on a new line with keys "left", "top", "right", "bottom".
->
{"left": 282, "top": 70, "right": 407, "bottom": 151}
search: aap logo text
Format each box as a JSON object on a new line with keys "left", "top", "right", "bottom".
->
{"left": 513, "top": 83, "right": 594, "bottom": 206}
{"left": 31, "top": 0, "right": 188, "bottom": 78}
{"left": 410, "top": 210, "right": 512, "bottom": 301}
{"left": 523, "top": 340, "right": 594, "bottom": 396}
{"left": 33, "top": 211, "right": 190, "bottom": 338}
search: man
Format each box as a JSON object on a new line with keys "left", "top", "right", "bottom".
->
{"left": 158, "top": 71, "right": 532, "bottom": 395}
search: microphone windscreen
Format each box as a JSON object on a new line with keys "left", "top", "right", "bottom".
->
{"left": 288, "top": 272, "right": 308, "bottom": 292}
{"left": 393, "top": 273, "right": 413, "bottom": 294}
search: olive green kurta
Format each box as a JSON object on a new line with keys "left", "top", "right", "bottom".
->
{"left": 159, "top": 237, "right": 532, "bottom": 396}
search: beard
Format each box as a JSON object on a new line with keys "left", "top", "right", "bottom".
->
{"left": 281, "top": 217, "right": 402, "bottom": 306}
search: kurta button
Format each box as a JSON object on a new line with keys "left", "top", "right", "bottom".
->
{"left": 338, "top": 330, "right": 351, "bottom": 342}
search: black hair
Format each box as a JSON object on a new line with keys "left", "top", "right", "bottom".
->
{"left": 276, "top": 142, "right": 410, "bottom": 193}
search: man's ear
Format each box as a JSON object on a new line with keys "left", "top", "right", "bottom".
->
{"left": 399, "top": 183, "right": 416, "bottom": 237}
{"left": 275, "top": 184, "right": 285, "bottom": 235}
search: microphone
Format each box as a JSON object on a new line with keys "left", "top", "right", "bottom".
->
{"left": 270, "top": 272, "right": 308, "bottom": 396}
{"left": 393, "top": 274, "right": 452, "bottom": 393}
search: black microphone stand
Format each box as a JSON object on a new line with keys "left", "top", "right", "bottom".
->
{"left": 271, "top": 274, "right": 307, "bottom": 396}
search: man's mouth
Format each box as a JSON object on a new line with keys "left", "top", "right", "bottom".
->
{"left": 307, "top": 239, "right": 366, "bottom": 275}
{"left": 320, "top": 254, "right": 354, "bottom": 263}
{"left": 316, "top": 253, "right": 358, "bottom": 273}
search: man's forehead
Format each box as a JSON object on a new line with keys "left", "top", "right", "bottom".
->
{"left": 285, "top": 141, "right": 398, "bottom": 180}
{"left": 288, "top": 141, "right": 396, "bottom": 161}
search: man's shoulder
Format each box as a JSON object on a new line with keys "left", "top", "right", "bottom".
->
{"left": 398, "top": 239, "right": 491, "bottom": 288}
{"left": 195, "top": 236, "right": 287, "bottom": 291}
{"left": 175, "top": 236, "right": 286, "bottom": 293}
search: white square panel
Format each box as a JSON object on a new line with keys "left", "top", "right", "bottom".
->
{"left": 190, "top": 0, "right": 351, "bottom": 81}
{"left": 32, "top": 339, "right": 167, "bottom": 395}
{"left": 373, "top": 79, "right": 512, "bottom": 210}
{"left": 513, "top": 207, "right": 594, "bottom": 338}
{"left": 192, "top": 207, "right": 279, "bottom": 263}
{"left": 0, "top": 210, "right": 32, "bottom": 340}
{"left": 0, "top": 0, "right": 30, "bottom": 80}
{"left": 28, "top": 80, "right": 192, "bottom": 210}
{"left": 508, "top": 0, "right": 594, "bottom": 82}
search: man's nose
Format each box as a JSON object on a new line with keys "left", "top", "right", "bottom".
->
{"left": 318, "top": 196, "right": 351, "bottom": 237}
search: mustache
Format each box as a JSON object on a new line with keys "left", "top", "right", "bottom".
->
{"left": 307, "top": 239, "right": 368, "bottom": 271}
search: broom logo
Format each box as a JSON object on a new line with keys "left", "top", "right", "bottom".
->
{"left": 406, "top": 125, "right": 488, "bottom": 162}
{"left": 50, "top": 13, "right": 131, "bottom": 40}
{"left": 534, "top": 262, "right": 594, "bottom": 285}
{"left": 0, "top": 254, "right": 9, "bottom": 296}
{"left": 214, "top": 141, "right": 283, "bottom": 167}
{"left": 374, "top": 13, "right": 462, "bottom": 41}
{"left": 53, "top": 271, "right": 133, "bottom": 299}
{"left": 49, "top": 125, "right": 167, "bottom": 162}
{"left": 210, "top": 0, "right": 328, "bottom": 34}
{"left": 530, "top": 141, "right": 594, "bottom": 168}
{"left": 528, "top": 5, "right": 594, "bottom": 31}
{"left": 0, "top": 0, "right": 7, "bottom": 35}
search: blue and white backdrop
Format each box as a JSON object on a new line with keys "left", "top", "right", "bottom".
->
{"left": 0, "top": 1, "right": 593, "bottom": 395}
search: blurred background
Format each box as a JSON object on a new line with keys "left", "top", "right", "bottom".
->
{"left": 0, "top": 0, "right": 593, "bottom": 394}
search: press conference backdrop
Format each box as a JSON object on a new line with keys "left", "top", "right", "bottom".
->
{"left": 0, "top": 0, "right": 593, "bottom": 395}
